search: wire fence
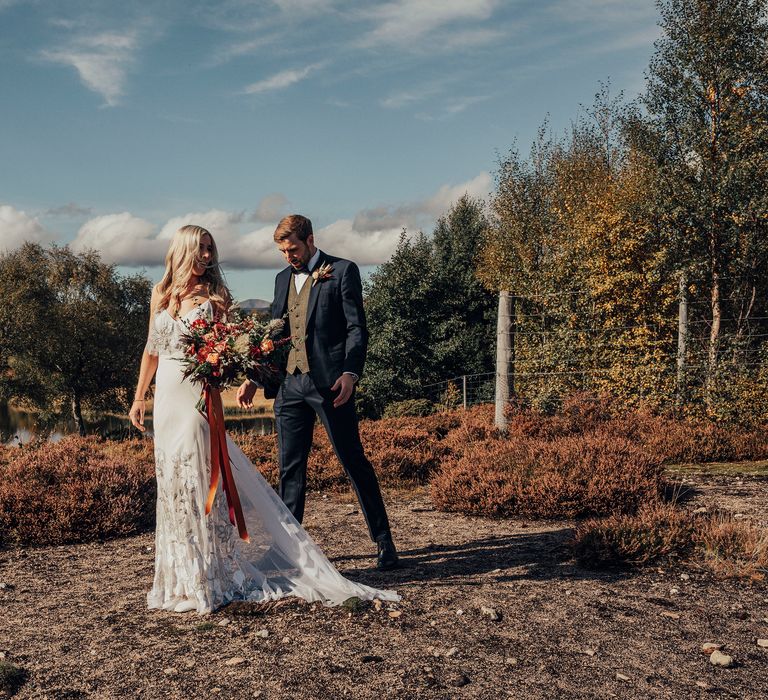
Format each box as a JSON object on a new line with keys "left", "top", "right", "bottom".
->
{"left": 416, "top": 282, "right": 768, "bottom": 414}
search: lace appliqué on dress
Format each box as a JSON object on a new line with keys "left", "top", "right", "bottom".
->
{"left": 145, "top": 316, "right": 182, "bottom": 357}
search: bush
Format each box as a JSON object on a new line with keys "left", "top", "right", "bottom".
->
{"left": 573, "top": 507, "right": 768, "bottom": 581}
{"left": 383, "top": 399, "right": 436, "bottom": 418}
{"left": 694, "top": 515, "right": 768, "bottom": 581}
{"left": 0, "top": 436, "right": 155, "bottom": 546}
{"left": 572, "top": 503, "right": 695, "bottom": 566}
{"left": 430, "top": 433, "right": 666, "bottom": 519}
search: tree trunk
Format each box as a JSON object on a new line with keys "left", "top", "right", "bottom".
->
{"left": 676, "top": 273, "right": 688, "bottom": 407}
{"left": 71, "top": 391, "right": 86, "bottom": 437}
{"left": 495, "top": 290, "right": 513, "bottom": 432}
{"left": 706, "top": 229, "right": 722, "bottom": 409}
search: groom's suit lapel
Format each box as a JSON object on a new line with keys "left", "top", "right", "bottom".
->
{"left": 306, "top": 250, "right": 327, "bottom": 326}
{"left": 274, "top": 268, "right": 291, "bottom": 319}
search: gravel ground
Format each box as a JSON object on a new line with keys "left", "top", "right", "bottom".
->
{"left": 1, "top": 474, "right": 767, "bottom": 700}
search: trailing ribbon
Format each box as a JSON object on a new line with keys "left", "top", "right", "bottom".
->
{"left": 203, "top": 386, "right": 250, "bottom": 543}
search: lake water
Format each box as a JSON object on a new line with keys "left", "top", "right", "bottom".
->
{"left": 0, "top": 404, "right": 275, "bottom": 445}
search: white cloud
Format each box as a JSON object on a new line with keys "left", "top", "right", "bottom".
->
{"left": 360, "top": 0, "right": 497, "bottom": 47}
{"left": 156, "top": 209, "right": 244, "bottom": 241}
{"left": 242, "top": 63, "right": 323, "bottom": 95}
{"left": 425, "top": 172, "right": 491, "bottom": 213}
{"left": 0, "top": 205, "right": 52, "bottom": 252}
{"left": 315, "top": 219, "right": 404, "bottom": 266}
{"left": 71, "top": 212, "right": 161, "bottom": 265}
{"left": 42, "top": 173, "right": 490, "bottom": 269}
{"left": 251, "top": 193, "right": 289, "bottom": 223}
{"left": 353, "top": 171, "right": 491, "bottom": 233}
{"left": 41, "top": 31, "right": 139, "bottom": 107}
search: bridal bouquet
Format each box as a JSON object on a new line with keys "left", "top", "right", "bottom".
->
{"left": 177, "top": 309, "right": 292, "bottom": 411}
{"left": 178, "top": 315, "right": 245, "bottom": 400}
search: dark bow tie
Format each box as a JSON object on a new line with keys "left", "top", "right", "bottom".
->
{"left": 291, "top": 264, "right": 310, "bottom": 275}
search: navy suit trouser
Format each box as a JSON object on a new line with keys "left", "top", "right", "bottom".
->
{"left": 273, "top": 371, "right": 391, "bottom": 542}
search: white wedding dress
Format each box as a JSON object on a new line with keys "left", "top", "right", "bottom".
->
{"left": 144, "top": 300, "right": 399, "bottom": 614}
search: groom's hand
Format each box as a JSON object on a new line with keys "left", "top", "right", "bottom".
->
{"left": 237, "top": 381, "right": 258, "bottom": 409}
{"left": 330, "top": 374, "right": 356, "bottom": 408}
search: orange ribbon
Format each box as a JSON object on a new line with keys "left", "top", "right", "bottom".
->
{"left": 204, "top": 386, "right": 250, "bottom": 543}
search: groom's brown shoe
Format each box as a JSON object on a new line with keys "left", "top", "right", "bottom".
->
{"left": 376, "top": 535, "right": 399, "bottom": 570}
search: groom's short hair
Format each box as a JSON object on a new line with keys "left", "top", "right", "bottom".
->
{"left": 274, "top": 215, "right": 313, "bottom": 242}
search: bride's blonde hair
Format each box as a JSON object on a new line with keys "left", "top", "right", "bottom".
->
{"left": 153, "top": 225, "right": 232, "bottom": 315}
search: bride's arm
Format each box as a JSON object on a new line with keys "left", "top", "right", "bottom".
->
{"left": 129, "top": 290, "right": 161, "bottom": 432}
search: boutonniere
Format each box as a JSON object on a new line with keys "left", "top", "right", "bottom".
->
{"left": 312, "top": 263, "right": 334, "bottom": 287}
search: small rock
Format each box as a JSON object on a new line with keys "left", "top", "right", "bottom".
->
{"left": 670, "top": 588, "right": 680, "bottom": 595}
{"left": 373, "top": 599, "right": 382, "bottom": 611}
{"left": 709, "top": 650, "right": 735, "bottom": 668}
{"left": 0, "top": 651, "right": 6, "bottom": 660}
{"left": 254, "top": 629, "right": 269, "bottom": 638}
{"left": 480, "top": 606, "right": 502, "bottom": 622}
{"left": 281, "top": 636, "right": 290, "bottom": 643}
{"left": 660, "top": 611, "right": 680, "bottom": 620}
{"left": 388, "top": 610, "right": 402, "bottom": 619}
{"left": 702, "top": 642, "right": 722, "bottom": 655}
{"left": 680, "top": 573, "right": 690, "bottom": 581}
{"left": 225, "top": 657, "right": 246, "bottom": 666}
{"left": 757, "top": 639, "right": 768, "bottom": 648}
{"left": 616, "top": 672, "right": 630, "bottom": 682}
{"left": 695, "top": 681, "right": 712, "bottom": 690}
{"left": 163, "top": 667, "right": 178, "bottom": 675}
{"left": 445, "top": 647, "right": 458, "bottom": 657}
{"left": 506, "top": 657, "right": 518, "bottom": 666}
{"left": 584, "top": 648, "right": 596, "bottom": 657}
{"left": 456, "top": 609, "right": 464, "bottom": 616}
{"left": 446, "top": 671, "right": 470, "bottom": 687}
{"left": 217, "top": 618, "right": 231, "bottom": 627}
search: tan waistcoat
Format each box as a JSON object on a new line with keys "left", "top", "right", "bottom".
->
{"left": 286, "top": 276, "right": 312, "bottom": 374}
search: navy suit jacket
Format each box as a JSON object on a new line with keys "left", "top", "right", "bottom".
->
{"left": 265, "top": 250, "right": 368, "bottom": 398}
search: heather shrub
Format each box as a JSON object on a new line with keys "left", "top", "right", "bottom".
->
{"left": 574, "top": 508, "right": 768, "bottom": 581}
{"left": 230, "top": 418, "right": 449, "bottom": 492}
{"left": 0, "top": 436, "right": 155, "bottom": 546}
{"left": 383, "top": 399, "right": 436, "bottom": 418}
{"left": 572, "top": 503, "right": 695, "bottom": 566}
{"left": 430, "top": 434, "right": 665, "bottom": 519}
{"left": 694, "top": 515, "right": 768, "bottom": 581}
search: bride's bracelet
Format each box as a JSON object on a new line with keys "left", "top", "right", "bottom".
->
{"left": 132, "top": 399, "right": 145, "bottom": 403}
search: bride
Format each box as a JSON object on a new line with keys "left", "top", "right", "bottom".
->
{"left": 128, "top": 224, "right": 399, "bottom": 614}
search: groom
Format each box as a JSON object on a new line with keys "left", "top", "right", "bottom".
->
{"left": 237, "top": 214, "right": 399, "bottom": 570}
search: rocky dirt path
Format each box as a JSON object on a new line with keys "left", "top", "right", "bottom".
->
{"left": 1, "top": 478, "right": 767, "bottom": 700}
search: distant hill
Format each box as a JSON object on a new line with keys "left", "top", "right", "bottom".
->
{"left": 237, "top": 298, "right": 271, "bottom": 312}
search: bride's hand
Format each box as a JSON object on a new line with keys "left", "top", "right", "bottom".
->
{"left": 129, "top": 399, "right": 146, "bottom": 432}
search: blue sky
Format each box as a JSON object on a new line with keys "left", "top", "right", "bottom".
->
{"left": 0, "top": 0, "right": 660, "bottom": 301}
